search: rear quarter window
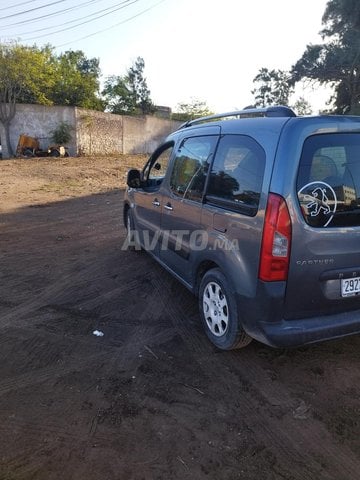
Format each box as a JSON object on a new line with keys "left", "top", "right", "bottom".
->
{"left": 297, "top": 133, "right": 360, "bottom": 227}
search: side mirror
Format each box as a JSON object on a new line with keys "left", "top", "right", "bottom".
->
{"left": 127, "top": 169, "right": 141, "bottom": 188}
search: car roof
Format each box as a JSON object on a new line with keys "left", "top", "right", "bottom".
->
{"left": 167, "top": 107, "right": 360, "bottom": 155}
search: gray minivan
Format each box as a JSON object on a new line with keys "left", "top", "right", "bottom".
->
{"left": 123, "top": 106, "right": 360, "bottom": 349}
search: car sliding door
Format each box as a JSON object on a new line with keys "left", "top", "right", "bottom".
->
{"left": 160, "top": 134, "right": 219, "bottom": 283}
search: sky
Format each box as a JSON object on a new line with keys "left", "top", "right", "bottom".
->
{"left": 0, "top": 0, "right": 331, "bottom": 113}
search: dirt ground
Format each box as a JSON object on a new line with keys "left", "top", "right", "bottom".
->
{"left": 0, "top": 156, "right": 360, "bottom": 480}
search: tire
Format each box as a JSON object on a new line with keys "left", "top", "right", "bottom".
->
{"left": 125, "top": 209, "right": 141, "bottom": 251}
{"left": 199, "top": 268, "right": 252, "bottom": 350}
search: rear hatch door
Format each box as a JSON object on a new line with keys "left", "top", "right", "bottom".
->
{"left": 281, "top": 121, "right": 360, "bottom": 319}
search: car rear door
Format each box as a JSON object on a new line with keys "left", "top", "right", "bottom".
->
{"left": 282, "top": 125, "right": 360, "bottom": 319}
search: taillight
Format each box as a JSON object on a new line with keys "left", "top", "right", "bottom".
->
{"left": 259, "top": 193, "right": 292, "bottom": 282}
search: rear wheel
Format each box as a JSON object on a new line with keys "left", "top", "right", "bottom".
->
{"left": 199, "top": 268, "right": 252, "bottom": 350}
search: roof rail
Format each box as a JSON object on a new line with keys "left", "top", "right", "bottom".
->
{"left": 178, "top": 105, "right": 296, "bottom": 129}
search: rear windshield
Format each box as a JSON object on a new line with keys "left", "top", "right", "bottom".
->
{"left": 297, "top": 133, "right": 360, "bottom": 227}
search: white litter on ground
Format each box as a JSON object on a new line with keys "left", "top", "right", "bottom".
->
{"left": 93, "top": 330, "right": 104, "bottom": 337}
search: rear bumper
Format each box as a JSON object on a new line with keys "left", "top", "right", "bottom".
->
{"left": 251, "top": 309, "right": 360, "bottom": 347}
{"left": 238, "top": 281, "right": 360, "bottom": 347}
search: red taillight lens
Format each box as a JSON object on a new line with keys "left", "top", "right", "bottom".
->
{"left": 259, "top": 193, "right": 292, "bottom": 282}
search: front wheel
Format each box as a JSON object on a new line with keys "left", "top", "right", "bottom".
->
{"left": 125, "top": 208, "right": 141, "bottom": 251}
{"left": 199, "top": 268, "right": 252, "bottom": 350}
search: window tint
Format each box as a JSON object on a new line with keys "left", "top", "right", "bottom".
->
{"left": 297, "top": 133, "right": 360, "bottom": 227}
{"left": 207, "top": 135, "right": 265, "bottom": 215}
{"left": 169, "top": 136, "right": 217, "bottom": 201}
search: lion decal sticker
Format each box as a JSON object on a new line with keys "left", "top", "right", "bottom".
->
{"left": 298, "top": 182, "right": 337, "bottom": 227}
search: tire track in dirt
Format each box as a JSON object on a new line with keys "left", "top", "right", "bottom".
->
{"left": 0, "top": 350, "right": 110, "bottom": 397}
{"left": 102, "top": 318, "right": 176, "bottom": 378}
{"left": 0, "top": 254, "right": 118, "bottom": 329}
{"left": 150, "top": 265, "right": 360, "bottom": 480}
{"left": 150, "top": 273, "right": 210, "bottom": 355}
{"left": 0, "top": 428, "right": 116, "bottom": 480}
{"left": 215, "top": 350, "right": 360, "bottom": 480}
{"left": 0, "top": 419, "right": 112, "bottom": 445}
{"left": 0, "top": 444, "right": 50, "bottom": 479}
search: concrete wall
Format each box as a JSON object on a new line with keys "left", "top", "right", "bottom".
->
{"left": 121, "top": 115, "right": 181, "bottom": 154}
{"left": 2, "top": 104, "right": 181, "bottom": 157}
{"left": 8, "top": 104, "right": 77, "bottom": 156}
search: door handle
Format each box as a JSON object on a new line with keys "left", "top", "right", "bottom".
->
{"left": 152, "top": 200, "right": 160, "bottom": 207}
{"left": 164, "top": 203, "right": 173, "bottom": 211}
{"left": 214, "top": 226, "right": 227, "bottom": 233}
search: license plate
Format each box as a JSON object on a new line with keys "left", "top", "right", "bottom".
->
{"left": 341, "top": 277, "right": 360, "bottom": 297}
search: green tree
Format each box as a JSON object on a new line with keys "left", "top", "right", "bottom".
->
{"left": 127, "top": 57, "right": 154, "bottom": 114}
{"left": 252, "top": 68, "right": 293, "bottom": 107}
{"left": 321, "top": 0, "right": 360, "bottom": 36}
{"left": 292, "top": 96, "right": 313, "bottom": 115}
{"left": 291, "top": 0, "right": 360, "bottom": 114}
{"left": 50, "top": 50, "right": 103, "bottom": 111}
{"left": 171, "top": 98, "right": 214, "bottom": 121}
{"left": 0, "top": 42, "right": 55, "bottom": 158}
{"left": 102, "top": 75, "right": 134, "bottom": 114}
{"left": 102, "top": 57, "right": 154, "bottom": 115}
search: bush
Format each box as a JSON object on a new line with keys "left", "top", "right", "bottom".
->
{"left": 50, "top": 122, "right": 72, "bottom": 144}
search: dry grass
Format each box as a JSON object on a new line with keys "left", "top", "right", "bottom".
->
{"left": 0, "top": 154, "right": 147, "bottom": 210}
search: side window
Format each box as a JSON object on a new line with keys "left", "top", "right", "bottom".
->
{"left": 206, "top": 135, "right": 265, "bottom": 215}
{"left": 297, "top": 133, "right": 360, "bottom": 227}
{"left": 169, "top": 136, "right": 217, "bottom": 201}
{"left": 144, "top": 144, "right": 173, "bottom": 180}
{"left": 148, "top": 147, "right": 172, "bottom": 179}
